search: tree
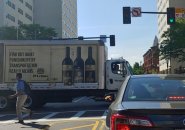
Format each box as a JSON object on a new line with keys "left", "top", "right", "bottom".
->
{"left": 0, "top": 24, "right": 57, "bottom": 40}
{"left": 18, "top": 24, "right": 57, "bottom": 40}
{"left": 0, "top": 26, "right": 17, "bottom": 40}
{"left": 160, "top": 19, "right": 185, "bottom": 62}
{"left": 133, "top": 62, "right": 144, "bottom": 75}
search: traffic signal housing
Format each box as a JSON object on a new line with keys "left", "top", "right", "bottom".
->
{"left": 167, "top": 7, "right": 176, "bottom": 25}
{"left": 123, "top": 7, "right": 131, "bottom": 24}
{"left": 110, "top": 35, "right": 115, "bottom": 46}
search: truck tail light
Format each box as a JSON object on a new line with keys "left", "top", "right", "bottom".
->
{"left": 111, "top": 114, "right": 153, "bottom": 130}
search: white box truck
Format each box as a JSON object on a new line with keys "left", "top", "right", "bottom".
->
{"left": 0, "top": 40, "right": 133, "bottom": 110}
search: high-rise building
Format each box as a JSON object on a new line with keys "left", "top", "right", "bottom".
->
{"left": 0, "top": 0, "right": 77, "bottom": 38}
{"left": 157, "top": 0, "right": 185, "bottom": 73}
{"left": 0, "top": 0, "right": 33, "bottom": 27}
{"left": 33, "top": 0, "right": 77, "bottom": 38}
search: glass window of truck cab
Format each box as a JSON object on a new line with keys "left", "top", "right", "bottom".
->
{"left": 126, "top": 61, "right": 133, "bottom": 75}
{"left": 111, "top": 62, "right": 127, "bottom": 75}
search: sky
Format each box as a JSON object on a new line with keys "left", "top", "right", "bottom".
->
{"left": 77, "top": 0, "right": 158, "bottom": 66}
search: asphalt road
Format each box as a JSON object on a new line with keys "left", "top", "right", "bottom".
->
{"left": 0, "top": 97, "right": 111, "bottom": 130}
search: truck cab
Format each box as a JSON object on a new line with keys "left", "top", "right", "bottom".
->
{"left": 105, "top": 58, "right": 133, "bottom": 100}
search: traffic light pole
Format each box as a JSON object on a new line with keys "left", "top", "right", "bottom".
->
{"left": 141, "top": 11, "right": 167, "bottom": 14}
{"left": 123, "top": 6, "right": 175, "bottom": 25}
{"left": 52, "top": 35, "right": 116, "bottom": 46}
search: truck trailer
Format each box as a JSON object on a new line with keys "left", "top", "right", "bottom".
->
{"left": 0, "top": 40, "right": 133, "bottom": 110}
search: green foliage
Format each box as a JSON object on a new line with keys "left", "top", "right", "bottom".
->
{"left": 160, "top": 19, "right": 185, "bottom": 62}
{"left": 0, "top": 24, "right": 57, "bottom": 40}
{"left": 0, "top": 26, "right": 17, "bottom": 40}
{"left": 132, "top": 62, "right": 144, "bottom": 75}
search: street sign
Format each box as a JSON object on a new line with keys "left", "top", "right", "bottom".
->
{"left": 175, "top": 8, "right": 185, "bottom": 18}
{"left": 132, "top": 7, "right": 142, "bottom": 17}
{"left": 100, "top": 35, "right": 107, "bottom": 43}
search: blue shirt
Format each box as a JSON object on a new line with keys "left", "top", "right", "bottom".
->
{"left": 17, "top": 79, "right": 25, "bottom": 94}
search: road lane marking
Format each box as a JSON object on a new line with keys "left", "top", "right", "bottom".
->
{"left": 92, "top": 120, "right": 99, "bottom": 130}
{"left": 0, "top": 114, "right": 29, "bottom": 124}
{"left": 0, "top": 115, "right": 5, "bottom": 118}
{"left": 0, "top": 110, "right": 107, "bottom": 124}
{"left": 99, "top": 120, "right": 106, "bottom": 130}
{"left": 70, "top": 111, "right": 85, "bottom": 119}
{"left": 45, "top": 119, "right": 102, "bottom": 130}
{"left": 36, "top": 112, "right": 59, "bottom": 122}
{"left": 61, "top": 124, "right": 94, "bottom": 130}
{"left": 0, "top": 117, "right": 104, "bottom": 124}
{"left": 72, "top": 97, "right": 86, "bottom": 103}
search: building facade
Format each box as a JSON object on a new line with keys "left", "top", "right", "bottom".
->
{"left": 0, "top": 0, "right": 77, "bottom": 38}
{"left": 143, "top": 36, "right": 159, "bottom": 74}
{"left": 0, "top": 0, "right": 33, "bottom": 27}
{"left": 157, "top": 0, "right": 185, "bottom": 73}
{"left": 33, "top": 0, "right": 77, "bottom": 38}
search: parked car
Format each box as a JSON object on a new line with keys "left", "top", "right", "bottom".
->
{"left": 106, "top": 74, "right": 185, "bottom": 130}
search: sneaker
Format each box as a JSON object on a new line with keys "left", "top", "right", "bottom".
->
{"left": 29, "top": 111, "right": 33, "bottom": 119}
{"left": 17, "top": 120, "right": 24, "bottom": 124}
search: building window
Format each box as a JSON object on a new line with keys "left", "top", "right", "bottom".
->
{"left": 6, "top": 14, "right": 15, "bottom": 22}
{"left": 25, "top": 13, "right": 32, "bottom": 21}
{"left": 18, "top": 20, "right": 23, "bottom": 25}
{"left": 18, "top": 8, "right": 23, "bottom": 15}
{"left": 12, "top": 3, "right": 15, "bottom": 9}
{"left": 25, "top": 2, "right": 32, "bottom": 11}
{"left": 6, "top": 1, "right": 15, "bottom": 10}
{"left": 19, "top": 0, "right": 23, "bottom": 3}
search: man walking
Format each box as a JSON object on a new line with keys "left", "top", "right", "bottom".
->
{"left": 9, "top": 73, "right": 32, "bottom": 124}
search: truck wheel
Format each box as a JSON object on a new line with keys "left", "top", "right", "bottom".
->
{"left": 0, "top": 96, "right": 8, "bottom": 110}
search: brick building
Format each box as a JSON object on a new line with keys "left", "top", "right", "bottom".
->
{"left": 143, "top": 36, "right": 159, "bottom": 74}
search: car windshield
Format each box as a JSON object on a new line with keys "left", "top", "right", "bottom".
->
{"left": 124, "top": 76, "right": 185, "bottom": 101}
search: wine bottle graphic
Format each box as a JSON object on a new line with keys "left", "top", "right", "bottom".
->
{"left": 74, "top": 47, "right": 84, "bottom": 83}
{"left": 62, "top": 47, "right": 73, "bottom": 85}
{"left": 85, "top": 47, "right": 95, "bottom": 83}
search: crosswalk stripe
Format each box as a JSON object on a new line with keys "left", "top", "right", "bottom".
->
{"left": 36, "top": 112, "right": 59, "bottom": 121}
{"left": 0, "top": 119, "right": 16, "bottom": 124}
{"left": 70, "top": 111, "right": 86, "bottom": 119}
{"left": 0, "top": 115, "right": 5, "bottom": 118}
{"left": 0, "top": 110, "right": 108, "bottom": 124}
{"left": 73, "top": 97, "right": 86, "bottom": 103}
{"left": 0, "top": 113, "right": 29, "bottom": 124}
